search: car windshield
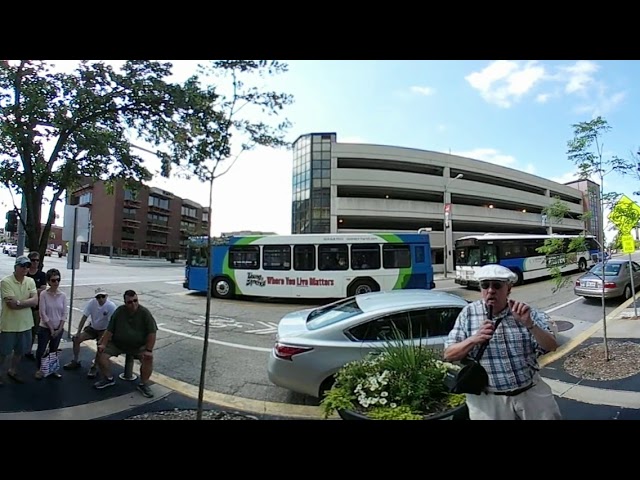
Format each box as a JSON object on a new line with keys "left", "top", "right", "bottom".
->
{"left": 590, "top": 263, "right": 622, "bottom": 276}
{"left": 306, "top": 297, "right": 363, "bottom": 331}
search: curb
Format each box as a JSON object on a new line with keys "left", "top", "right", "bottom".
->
{"left": 539, "top": 294, "right": 639, "bottom": 367}
{"left": 85, "top": 342, "right": 329, "bottom": 420}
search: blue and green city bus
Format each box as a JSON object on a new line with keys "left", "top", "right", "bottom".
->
{"left": 184, "top": 232, "right": 436, "bottom": 300}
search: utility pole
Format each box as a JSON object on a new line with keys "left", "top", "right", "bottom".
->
{"left": 16, "top": 194, "right": 27, "bottom": 257}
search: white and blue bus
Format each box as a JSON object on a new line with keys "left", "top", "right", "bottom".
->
{"left": 454, "top": 233, "right": 599, "bottom": 288}
{"left": 184, "top": 232, "right": 436, "bottom": 300}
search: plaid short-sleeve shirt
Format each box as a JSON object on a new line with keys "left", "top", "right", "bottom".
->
{"left": 445, "top": 300, "right": 553, "bottom": 393}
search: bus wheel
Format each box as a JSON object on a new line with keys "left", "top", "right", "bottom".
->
{"left": 348, "top": 279, "right": 378, "bottom": 297}
{"left": 510, "top": 268, "right": 524, "bottom": 286}
{"left": 212, "top": 277, "right": 234, "bottom": 299}
{"left": 578, "top": 258, "right": 587, "bottom": 271}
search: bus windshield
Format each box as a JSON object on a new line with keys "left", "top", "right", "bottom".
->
{"left": 455, "top": 246, "right": 482, "bottom": 266}
{"left": 187, "top": 246, "right": 208, "bottom": 267}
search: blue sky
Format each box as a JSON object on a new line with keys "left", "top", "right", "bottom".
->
{"left": 2, "top": 60, "right": 639, "bottom": 239}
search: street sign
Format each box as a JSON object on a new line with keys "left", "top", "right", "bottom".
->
{"left": 608, "top": 195, "right": 640, "bottom": 234}
{"left": 622, "top": 234, "right": 636, "bottom": 254}
{"left": 62, "top": 205, "right": 90, "bottom": 242}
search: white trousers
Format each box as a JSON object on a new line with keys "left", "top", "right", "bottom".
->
{"left": 465, "top": 374, "right": 562, "bottom": 420}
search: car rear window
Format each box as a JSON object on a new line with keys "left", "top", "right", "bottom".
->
{"left": 591, "top": 264, "right": 621, "bottom": 276}
{"left": 306, "top": 298, "right": 363, "bottom": 331}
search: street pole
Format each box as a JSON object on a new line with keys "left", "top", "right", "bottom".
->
{"left": 16, "top": 194, "right": 27, "bottom": 257}
{"left": 629, "top": 252, "right": 638, "bottom": 318}
{"left": 443, "top": 174, "right": 463, "bottom": 278}
{"left": 67, "top": 207, "right": 78, "bottom": 339}
{"left": 87, "top": 218, "right": 93, "bottom": 263}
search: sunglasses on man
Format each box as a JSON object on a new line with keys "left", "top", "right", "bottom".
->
{"left": 480, "top": 280, "right": 506, "bottom": 290}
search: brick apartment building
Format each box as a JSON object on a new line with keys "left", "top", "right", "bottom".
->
{"left": 67, "top": 179, "right": 210, "bottom": 259}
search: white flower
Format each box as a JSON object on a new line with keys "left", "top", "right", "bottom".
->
{"left": 381, "top": 391, "right": 388, "bottom": 397}
{"left": 390, "top": 403, "right": 397, "bottom": 408}
{"left": 379, "top": 398, "right": 387, "bottom": 405}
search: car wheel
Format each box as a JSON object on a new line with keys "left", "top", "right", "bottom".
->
{"left": 318, "top": 375, "right": 336, "bottom": 398}
{"left": 623, "top": 284, "right": 632, "bottom": 300}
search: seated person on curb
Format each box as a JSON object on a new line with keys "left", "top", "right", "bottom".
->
{"left": 64, "top": 287, "right": 117, "bottom": 378}
{"left": 94, "top": 290, "right": 157, "bottom": 398}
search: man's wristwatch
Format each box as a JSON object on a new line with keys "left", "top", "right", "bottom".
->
{"left": 16, "top": 300, "right": 21, "bottom": 307}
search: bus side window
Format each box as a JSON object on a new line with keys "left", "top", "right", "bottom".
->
{"left": 229, "top": 246, "right": 259, "bottom": 269}
{"left": 318, "top": 244, "right": 349, "bottom": 271}
{"left": 294, "top": 245, "right": 315, "bottom": 271}
{"left": 263, "top": 245, "right": 291, "bottom": 271}
{"left": 382, "top": 245, "right": 411, "bottom": 269}
{"left": 351, "top": 244, "right": 380, "bottom": 270}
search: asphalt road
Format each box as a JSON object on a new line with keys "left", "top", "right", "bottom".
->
{"left": 1, "top": 251, "right": 637, "bottom": 407}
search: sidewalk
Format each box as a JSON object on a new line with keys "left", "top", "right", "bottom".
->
{"left": 538, "top": 296, "right": 640, "bottom": 419}
{"left": 0, "top": 338, "right": 265, "bottom": 421}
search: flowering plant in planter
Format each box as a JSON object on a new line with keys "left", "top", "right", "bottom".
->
{"left": 320, "top": 333, "right": 466, "bottom": 420}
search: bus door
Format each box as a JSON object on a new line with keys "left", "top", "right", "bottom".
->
{"left": 186, "top": 245, "right": 210, "bottom": 291}
{"left": 411, "top": 244, "right": 430, "bottom": 289}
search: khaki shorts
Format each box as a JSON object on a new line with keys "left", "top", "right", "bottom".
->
{"left": 103, "top": 343, "right": 146, "bottom": 359}
{"left": 82, "top": 326, "right": 105, "bottom": 340}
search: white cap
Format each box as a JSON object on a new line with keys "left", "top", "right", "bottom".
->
{"left": 94, "top": 287, "right": 107, "bottom": 297}
{"left": 476, "top": 264, "right": 518, "bottom": 284}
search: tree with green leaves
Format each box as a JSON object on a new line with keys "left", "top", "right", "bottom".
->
{"left": 0, "top": 60, "right": 214, "bottom": 259}
{"left": 156, "top": 60, "right": 294, "bottom": 419}
{"left": 558, "top": 116, "right": 626, "bottom": 359}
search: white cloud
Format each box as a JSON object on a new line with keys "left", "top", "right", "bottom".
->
{"left": 465, "top": 60, "right": 626, "bottom": 115}
{"left": 410, "top": 85, "right": 436, "bottom": 96}
{"left": 436, "top": 124, "right": 447, "bottom": 133}
{"left": 536, "top": 93, "right": 551, "bottom": 103}
{"left": 452, "top": 148, "right": 517, "bottom": 168}
{"left": 464, "top": 60, "right": 546, "bottom": 108}
{"left": 559, "top": 60, "right": 599, "bottom": 94}
{"left": 524, "top": 163, "right": 536, "bottom": 174}
{"left": 574, "top": 88, "right": 627, "bottom": 117}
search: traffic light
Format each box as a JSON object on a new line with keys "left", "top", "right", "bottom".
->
{"left": 5, "top": 210, "right": 17, "bottom": 233}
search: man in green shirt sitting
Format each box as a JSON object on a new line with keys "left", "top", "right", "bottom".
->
{"left": 94, "top": 289, "right": 158, "bottom": 398}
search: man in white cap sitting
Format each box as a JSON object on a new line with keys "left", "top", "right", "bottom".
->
{"left": 444, "top": 264, "right": 562, "bottom": 420}
{"left": 63, "top": 287, "right": 117, "bottom": 378}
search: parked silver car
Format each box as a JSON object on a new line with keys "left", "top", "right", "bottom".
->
{"left": 574, "top": 260, "right": 640, "bottom": 299}
{"left": 267, "top": 289, "right": 469, "bottom": 398}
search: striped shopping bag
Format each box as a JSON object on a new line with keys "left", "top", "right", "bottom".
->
{"left": 41, "top": 350, "right": 60, "bottom": 377}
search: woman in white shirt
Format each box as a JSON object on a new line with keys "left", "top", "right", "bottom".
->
{"left": 35, "top": 269, "right": 68, "bottom": 379}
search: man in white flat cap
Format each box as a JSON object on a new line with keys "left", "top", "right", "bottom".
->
{"left": 444, "top": 264, "right": 562, "bottom": 420}
{"left": 63, "top": 286, "right": 117, "bottom": 378}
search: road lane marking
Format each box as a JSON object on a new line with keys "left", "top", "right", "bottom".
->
{"left": 544, "top": 297, "right": 581, "bottom": 314}
{"left": 157, "top": 325, "right": 272, "bottom": 353}
{"left": 60, "top": 277, "right": 183, "bottom": 288}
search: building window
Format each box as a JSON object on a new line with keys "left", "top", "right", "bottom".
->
{"left": 149, "top": 196, "right": 170, "bottom": 210}
{"left": 78, "top": 192, "right": 92, "bottom": 205}
{"left": 181, "top": 206, "right": 197, "bottom": 217}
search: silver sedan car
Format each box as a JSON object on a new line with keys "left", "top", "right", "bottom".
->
{"left": 574, "top": 259, "right": 640, "bottom": 299}
{"left": 267, "top": 289, "right": 469, "bottom": 398}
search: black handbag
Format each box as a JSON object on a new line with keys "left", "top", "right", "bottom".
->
{"left": 444, "top": 305, "right": 503, "bottom": 395}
